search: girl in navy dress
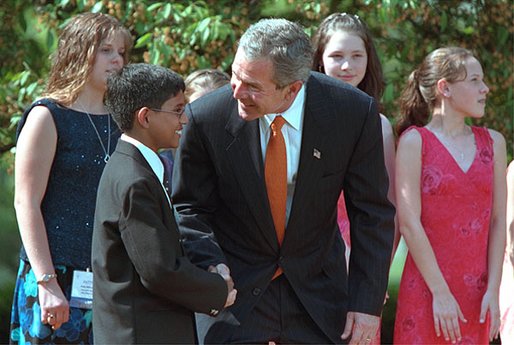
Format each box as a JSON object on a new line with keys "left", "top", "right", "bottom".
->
{"left": 10, "top": 12, "right": 132, "bottom": 344}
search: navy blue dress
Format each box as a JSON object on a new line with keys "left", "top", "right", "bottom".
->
{"left": 9, "top": 99, "right": 120, "bottom": 344}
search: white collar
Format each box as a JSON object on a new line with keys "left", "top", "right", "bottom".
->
{"left": 262, "top": 83, "right": 305, "bottom": 131}
{"left": 121, "top": 134, "right": 164, "bottom": 183}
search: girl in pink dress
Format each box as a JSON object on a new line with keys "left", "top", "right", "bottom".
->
{"left": 394, "top": 47, "right": 506, "bottom": 344}
{"left": 312, "top": 13, "right": 398, "bottom": 345}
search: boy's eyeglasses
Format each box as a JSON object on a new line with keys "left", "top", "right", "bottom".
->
{"left": 150, "top": 107, "right": 186, "bottom": 119}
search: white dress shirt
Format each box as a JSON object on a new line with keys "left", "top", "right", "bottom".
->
{"left": 121, "top": 134, "right": 171, "bottom": 206}
{"left": 259, "top": 84, "right": 306, "bottom": 224}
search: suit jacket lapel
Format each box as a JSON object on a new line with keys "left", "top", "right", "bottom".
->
{"left": 225, "top": 112, "right": 278, "bottom": 251}
{"left": 287, "top": 77, "right": 331, "bottom": 235}
{"left": 115, "top": 139, "right": 170, "bottom": 208}
{"left": 116, "top": 140, "right": 155, "bottom": 178}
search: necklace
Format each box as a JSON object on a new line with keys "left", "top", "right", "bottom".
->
{"left": 441, "top": 135, "right": 466, "bottom": 161}
{"left": 429, "top": 126, "right": 473, "bottom": 163}
{"left": 85, "top": 111, "right": 111, "bottom": 163}
{"left": 455, "top": 147, "right": 465, "bottom": 161}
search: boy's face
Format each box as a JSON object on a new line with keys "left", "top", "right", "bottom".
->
{"left": 147, "top": 92, "right": 188, "bottom": 150}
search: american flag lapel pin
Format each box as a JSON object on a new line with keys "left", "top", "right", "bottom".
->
{"left": 313, "top": 148, "right": 321, "bottom": 159}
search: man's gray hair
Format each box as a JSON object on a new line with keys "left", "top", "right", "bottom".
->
{"left": 238, "top": 18, "right": 313, "bottom": 88}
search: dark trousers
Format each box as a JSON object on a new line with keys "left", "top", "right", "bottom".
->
{"left": 197, "top": 275, "right": 334, "bottom": 344}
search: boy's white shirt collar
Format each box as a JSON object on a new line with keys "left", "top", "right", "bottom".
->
{"left": 121, "top": 133, "right": 164, "bottom": 183}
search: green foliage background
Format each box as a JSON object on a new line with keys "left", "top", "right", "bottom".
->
{"left": 0, "top": 0, "right": 512, "bottom": 343}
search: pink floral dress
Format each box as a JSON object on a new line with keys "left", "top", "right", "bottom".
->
{"left": 337, "top": 194, "right": 351, "bottom": 265}
{"left": 394, "top": 126, "right": 493, "bottom": 344}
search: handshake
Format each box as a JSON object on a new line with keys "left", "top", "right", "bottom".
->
{"left": 208, "top": 263, "right": 237, "bottom": 308}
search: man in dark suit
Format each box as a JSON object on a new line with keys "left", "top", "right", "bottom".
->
{"left": 92, "top": 63, "right": 236, "bottom": 344}
{"left": 172, "top": 19, "right": 394, "bottom": 344}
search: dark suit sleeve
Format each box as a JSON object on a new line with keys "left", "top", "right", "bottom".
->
{"left": 344, "top": 98, "right": 395, "bottom": 315}
{"left": 119, "top": 176, "right": 227, "bottom": 314}
{"left": 171, "top": 105, "right": 227, "bottom": 269}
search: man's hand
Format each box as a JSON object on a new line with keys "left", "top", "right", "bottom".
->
{"left": 341, "top": 311, "right": 380, "bottom": 345}
{"left": 209, "top": 263, "right": 237, "bottom": 307}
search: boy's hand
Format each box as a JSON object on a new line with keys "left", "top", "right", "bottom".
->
{"left": 209, "top": 264, "right": 237, "bottom": 307}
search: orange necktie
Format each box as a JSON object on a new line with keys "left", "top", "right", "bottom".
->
{"left": 265, "top": 116, "right": 287, "bottom": 279}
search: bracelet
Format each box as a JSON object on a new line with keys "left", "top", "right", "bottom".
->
{"left": 37, "top": 273, "right": 58, "bottom": 285}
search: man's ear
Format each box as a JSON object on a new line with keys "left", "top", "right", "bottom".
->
{"left": 135, "top": 107, "right": 151, "bottom": 129}
{"left": 285, "top": 80, "right": 304, "bottom": 101}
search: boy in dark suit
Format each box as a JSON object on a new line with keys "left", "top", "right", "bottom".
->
{"left": 92, "top": 63, "right": 236, "bottom": 344}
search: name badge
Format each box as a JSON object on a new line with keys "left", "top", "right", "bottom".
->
{"left": 69, "top": 270, "right": 93, "bottom": 309}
